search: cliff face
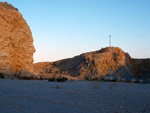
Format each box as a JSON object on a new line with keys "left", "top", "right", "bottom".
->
{"left": 0, "top": 2, "right": 35, "bottom": 77}
{"left": 34, "top": 47, "right": 137, "bottom": 80}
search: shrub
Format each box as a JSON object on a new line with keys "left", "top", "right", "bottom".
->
{"left": 93, "top": 83, "right": 99, "bottom": 89}
{"left": 48, "top": 77, "right": 68, "bottom": 82}
{"left": 48, "top": 78, "right": 55, "bottom": 82}
{"left": 57, "top": 77, "right": 68, "bottom": 82}
{"left": 85, "top": 77, "right": 90, "bottom": 80}
{"left": 40, "top": 76, "right": 43, "bottom": 80}
{"left": 109, "top": 82, "right": 118, "bottom": 90}
{"left": 0, "top": 73, "right": 5, "bottom": 79}
{"left": 18, "top": 76, "right": 34, "bottom": 80}
{"left": 92, "top": 78, "right": 98, "bottom": 81}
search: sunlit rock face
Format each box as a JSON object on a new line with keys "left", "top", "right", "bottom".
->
{"left": 0, "top": 2, "right": 35, "bottom": 77}
{"left": 34, "top": 47, "right": 134, "bottom": 80}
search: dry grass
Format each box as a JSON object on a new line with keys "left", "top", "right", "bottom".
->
{"left": 109, "top": 82, "right": 118, "bottom": 90}
{"left": 93, "top": 82, "right": 99, "bottom": 89}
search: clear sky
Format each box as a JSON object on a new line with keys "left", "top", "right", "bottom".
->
{"left": 1, "top": 0, "right": 150, "bottom": 62}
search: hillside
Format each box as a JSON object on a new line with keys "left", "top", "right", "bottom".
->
{"left": 34, "top": 47, "right": 150, "bottom": 80}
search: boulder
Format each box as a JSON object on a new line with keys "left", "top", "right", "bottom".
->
{"left": 0, "top": 2, "right": 35, "bottom": 78}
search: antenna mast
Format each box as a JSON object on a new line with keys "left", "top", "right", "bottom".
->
{"left": 109, "top": 35, "right": 111, "bottom": 47}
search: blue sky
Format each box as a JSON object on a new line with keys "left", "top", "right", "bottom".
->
{"left": 1, "top": 0, "right": 150, "bottom": 62}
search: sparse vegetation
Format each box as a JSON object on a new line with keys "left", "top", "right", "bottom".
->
{"left": 48, "top": 78, "right": 55, "bottom": 82}
{"left": 48, "top": 77, "right": 68, "bottom": 82}
{"left": 18, "top": 76, "right": 34, "bottom": 80}
{"left": 93, "top": 82, "right": 99, "bottom": 89}
{"left": 92, "top": 78, "right": 98, "bottom": 81}
{"left": 85, "top": 77, "right": 90, "bottom": 80}
{"left": 57, "top": 77, "right": 68, "bottom": 82}
{"left": 109, "top": 82, "right": 118, "bottom": 90}
{"left": 112, "top": 82, "right": 118, "bottom": 86}
{"left": 40, "top": 76, "right": 43, "bottom": 80}
{"left": 85, "top": 76, "right": 98, "bottom": 81}
{"left": 109, "top": 84, "right": 113, "bottom": 90}
{"left": 0, "top": 73, "right": 5, "bottom": 79}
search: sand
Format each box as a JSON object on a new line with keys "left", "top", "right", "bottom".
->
{"left": 0, "top": 79, "right": 150, "bottom": 113}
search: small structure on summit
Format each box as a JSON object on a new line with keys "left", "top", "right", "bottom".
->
{"left": 109, "top": 35, "right": 111, "bottom": 47}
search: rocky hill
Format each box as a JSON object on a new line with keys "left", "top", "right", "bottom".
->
{"left": 0, "top": 2, "right": 35, "bottom": 78}
{"left": 34, "top": 47, "right": 150, "bottom": 80}
{"left": 1, "top": 2, "right": 149, "bottom": 80}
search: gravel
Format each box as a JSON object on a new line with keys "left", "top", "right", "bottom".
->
{"left": 0, "top": 79, "right": 150, "bottom": 113}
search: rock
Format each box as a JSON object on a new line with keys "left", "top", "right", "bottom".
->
{"left": 119, "top": 78, "right": 126, "bottom": 82}
{"left": 33, "top": 47, "right": 150, "bottom": 81}
{"left": 0, "top": 2, "right": 35, "bottom": 78}
{"left": 103, "top": 76, "right": 113, "bottom": 81}
{"left": 34, "top": 47, "right": 133, "bottom": 79}
{"left": 129, "top": 78, "right": 137, "bottom": 83}
{"left": 113, "top": 77, "right": 121, "bottom": 82}
{"left": 103, "top": 77, "right": 109, "bottom": 81}
{"left": 108, "top": 77, "right": 114, "bottom": 81}
{"left": 57, "top": 85, "right": 62, "bottom": 89}
{"left": 138, "top": 79, "right": 143, "bottom": 84}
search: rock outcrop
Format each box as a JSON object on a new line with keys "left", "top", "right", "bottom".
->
{"left": 34, "top": 47, "right": 136, "bottom": 80}
{"left": 0, "top": 2, "right": 35, "bottom": 78}
{"left": 34, "top": 47, "right": 150, "bottom": 80}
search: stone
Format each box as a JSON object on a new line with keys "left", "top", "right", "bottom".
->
{"left": 138, "top": 79, "right": 144, "bottom": 84}
{"left": 108, "top": 77, "right": 114, "bottom": 81}
{"left": 119, "top": 78, "right": 126, "bottom": 82}
{"left": 103, "top": 76, "right": 113, "bottom": 81}
{"left": 57, "top": 85, "right": 62, "bottom": 89}
{"left": 0, "top": 2, "right": 35, "bottom": 78}
{"left": 129, "top": 78, "right": 137, "bottom": 83}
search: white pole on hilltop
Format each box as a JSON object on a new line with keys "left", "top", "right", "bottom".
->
{"left": 109, "top": 35, "right": 111, "bottom": 47}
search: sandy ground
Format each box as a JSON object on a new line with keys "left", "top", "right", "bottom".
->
{"left": 0, "top": 79, "right": 150, "bottom": 113}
